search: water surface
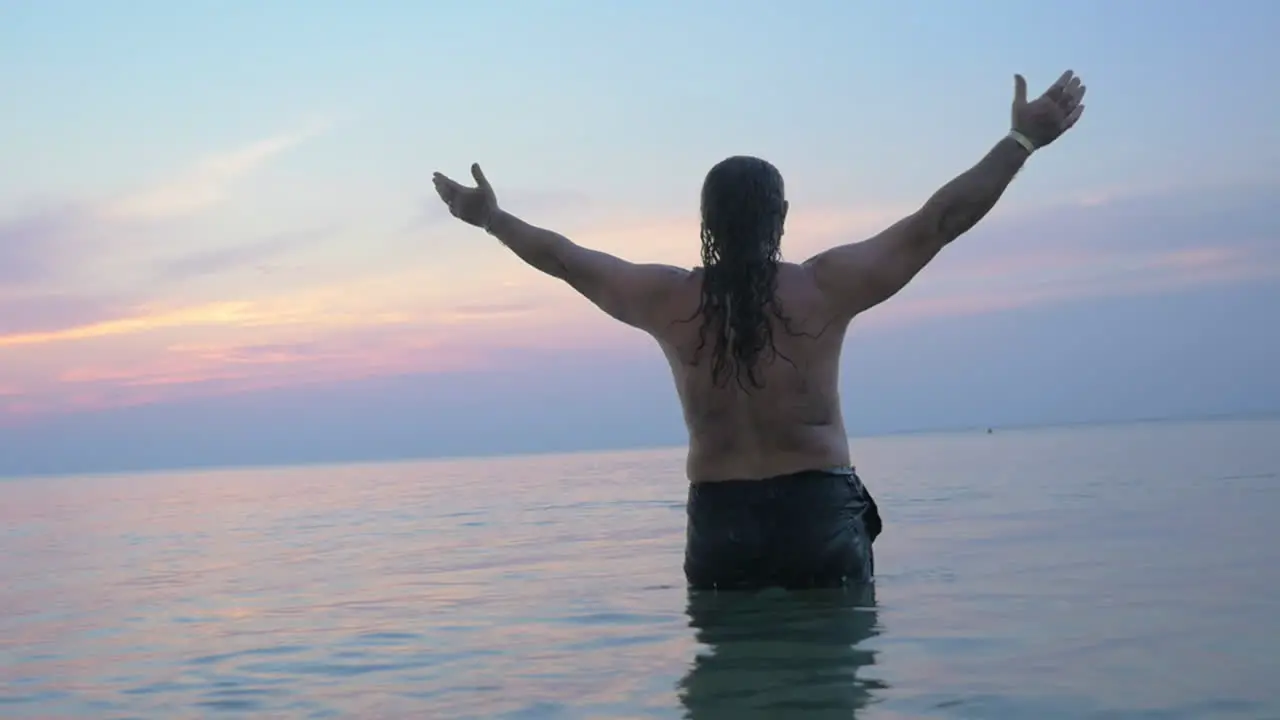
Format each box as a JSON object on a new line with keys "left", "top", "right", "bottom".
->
{"left": 2, "top": 420, "right": 1278, "bottom": 718}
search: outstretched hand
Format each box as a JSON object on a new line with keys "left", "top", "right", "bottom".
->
{"left": 432, "top": 163, "right": 499, "bottom": 228}
{"left": 1012, "top": 70, "right": 1087, "bottom": 149}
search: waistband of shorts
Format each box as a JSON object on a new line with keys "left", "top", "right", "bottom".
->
{"left": 690, "top": 465, "right": 859, "bottom": 486}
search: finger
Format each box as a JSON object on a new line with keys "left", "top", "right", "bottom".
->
{"left": 1044, "top": 69, "right": 1073, "bottom": 100}
{"left": 1063, "top": 104, "right": 1085, "bottom": 130}
{"left": 1014, "top": 74, "right": 1027, "bottom": 106}
{"left": 1065, "top": 77, "right": 1083, "bottom": 100}
{"left": 471, "top": 163, "right": 492, "bottom": 193}
{"left": 434, "top": 175, "right": 467, "bottom": 199}
{"left": 1060, "top": 80, "right": 1087, "bottom": 114}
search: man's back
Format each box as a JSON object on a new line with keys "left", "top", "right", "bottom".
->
{"left": 652, "top": 262, "right": 853, "bottom": 483}
{"left": 431, "top": 67, "right": 1087, "bottom": 588}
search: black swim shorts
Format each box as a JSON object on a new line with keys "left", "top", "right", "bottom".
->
{"left": 684, "top": 468, "right": 881, "bottom": 590}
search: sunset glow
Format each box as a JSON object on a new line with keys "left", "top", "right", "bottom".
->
{"left": 2, "top": 1, "right": 1277, "bottom": 473}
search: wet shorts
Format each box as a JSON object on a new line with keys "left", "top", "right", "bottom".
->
{"left": 684, "top": 467, "right": 882, "bottom": 590}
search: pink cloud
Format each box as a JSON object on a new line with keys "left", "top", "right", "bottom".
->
{"left": 435, "top": 301, "right": 543, "bottom": 322}
{"left": 1151, "top": 246, "right": 1241, "bottom": 269}
{"left": 0, "top": 320, "right": 503, "bottom": 420}
{"left": 860, "top": 245, "right": 1276, "bottom": 330}
{"left": 2, "top": 177, "right": 1276, "bottom": 423}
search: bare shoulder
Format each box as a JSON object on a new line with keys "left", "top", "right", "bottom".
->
{"left": 610, "top": 261, "right": 698, "bottom": 335}
{"left": 775, "top": 260, "right": 828, "bottom": 305}
{"left": 645, "top": 262, "right": 698, "bottom": 298}
{"left": 777, "top": 260, "right": 815, "bottom": 282}
{"left": 562, "top": 251, "right": 692, "bottom": 333}
{"left": 656, "top": 264, "right": 703, "bottom": 314}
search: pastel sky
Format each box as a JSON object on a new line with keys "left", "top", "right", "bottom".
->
{"left": 2, "top": 0, "right": 1278, "bottom": 476}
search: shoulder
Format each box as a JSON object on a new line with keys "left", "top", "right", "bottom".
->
{"left": 776, "top": 261, "right": 825, "bottom": 300}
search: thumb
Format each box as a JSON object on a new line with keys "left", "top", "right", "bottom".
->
{"left": 1013, "top": 74, "right": 1027, "bottom": 107}
{"left": 471, "top": 163, "right": 492, "bottom": 193}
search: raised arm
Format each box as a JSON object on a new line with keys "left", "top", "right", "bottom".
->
{"left": 432, "top": 164, "right": 688, "bottom": 332}
{"left": 805, "top": 70, "right": 1087, "bottom": 320}
{"left": 484, "top": 210, "right": 687, "bottom": 330}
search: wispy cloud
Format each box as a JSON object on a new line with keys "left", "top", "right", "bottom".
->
{"left": 0, "top": 205, "right": 87, "bottom": 284}
{"left": 0, "top": 294, "right": 412, "bottom": 350}
{"left": 861, "top": 246, "right": 1279, "bottom": 330}
{"left": 0, "top": 302, "right": 265, "bottom": 348}
{"left": 154, "top": 226, "right": 333, "bottom": 282}
{"left": 855, "top": 181, "right": 1280, "bottom": 329}
{"left": 436, "top": 301, "right": 542, "bottom": 322}
{"left": 2, "top": 177, "right": 1276, "bottom": 422}
{"left": 0, "top": 291, "right": 133, "bottom": 335}
{"left": 0, "top": 124, "right": 338, "bottom": 366}
{"left": 102, "top": 126, "right": 325, "bottom": 222}
{"left": 2, "top": 325, "right": 485, "bottom": 419}
{"left": 1, "top": 125, "right": 327, "bottom": 290}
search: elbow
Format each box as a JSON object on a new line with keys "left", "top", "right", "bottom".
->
{"left": 544, "top": 237, "right": 579, "bottom": 280}
{"left": 526, "top": 240, "right": 572, "bottom": 280}
{"left": 541, "top": 254, "right": 571, "bottom": 280}
{"left": 908, "top": 201, "right": 965, "bottom": 250}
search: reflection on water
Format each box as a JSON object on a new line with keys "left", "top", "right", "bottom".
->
{"left": 680, "top": 586, "right": 883, "bottom": 719}
{"left": 1, "top": 420, "right": 1278, "bottom": 718}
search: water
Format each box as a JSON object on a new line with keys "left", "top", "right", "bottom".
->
{"left": 1, "top": 420, "right": 1278, "bottom": 719}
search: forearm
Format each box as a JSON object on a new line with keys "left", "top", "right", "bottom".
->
{"left": 921, "top": 135, "right": 1030, "bottom": 245}
{"left": 484, "top": 209, "right": 575, "bottom": 279}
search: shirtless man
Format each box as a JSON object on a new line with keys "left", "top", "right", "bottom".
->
{"left": 433, "top": 71, "right": 1086, "bottom": 590}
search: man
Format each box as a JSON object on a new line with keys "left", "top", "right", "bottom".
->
{"left": 433, "top": 71, "right": 1086, "bottom": 590}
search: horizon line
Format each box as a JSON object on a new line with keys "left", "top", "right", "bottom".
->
{"left": 3, "top": 410, "right": 1276, "bottom": 484}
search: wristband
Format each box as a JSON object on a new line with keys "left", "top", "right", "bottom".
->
{"left": 1007, "top": 130, "right": 1036, "bottom": 154}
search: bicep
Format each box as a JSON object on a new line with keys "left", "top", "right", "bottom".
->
{"left": 803, "top": 211, "right": 945, "bottom": 318}
{"left": 559, "top": 245, "right": 688, "bottom": 331}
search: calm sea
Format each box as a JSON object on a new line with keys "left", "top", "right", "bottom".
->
{"left": 1, "top": 420, "right": 1278, "bottom": 719}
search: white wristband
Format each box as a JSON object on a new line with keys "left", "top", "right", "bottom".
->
{"left": 1007, "top": 130, "right": 1036, "bottom": 154}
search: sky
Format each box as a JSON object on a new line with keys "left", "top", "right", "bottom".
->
{"left": 2, "top": 0, "right": 1278, "bottom": 477}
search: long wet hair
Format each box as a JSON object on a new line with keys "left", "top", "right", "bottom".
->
{"left": 693, "top": 156, "right": 792, "bottom": 390}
